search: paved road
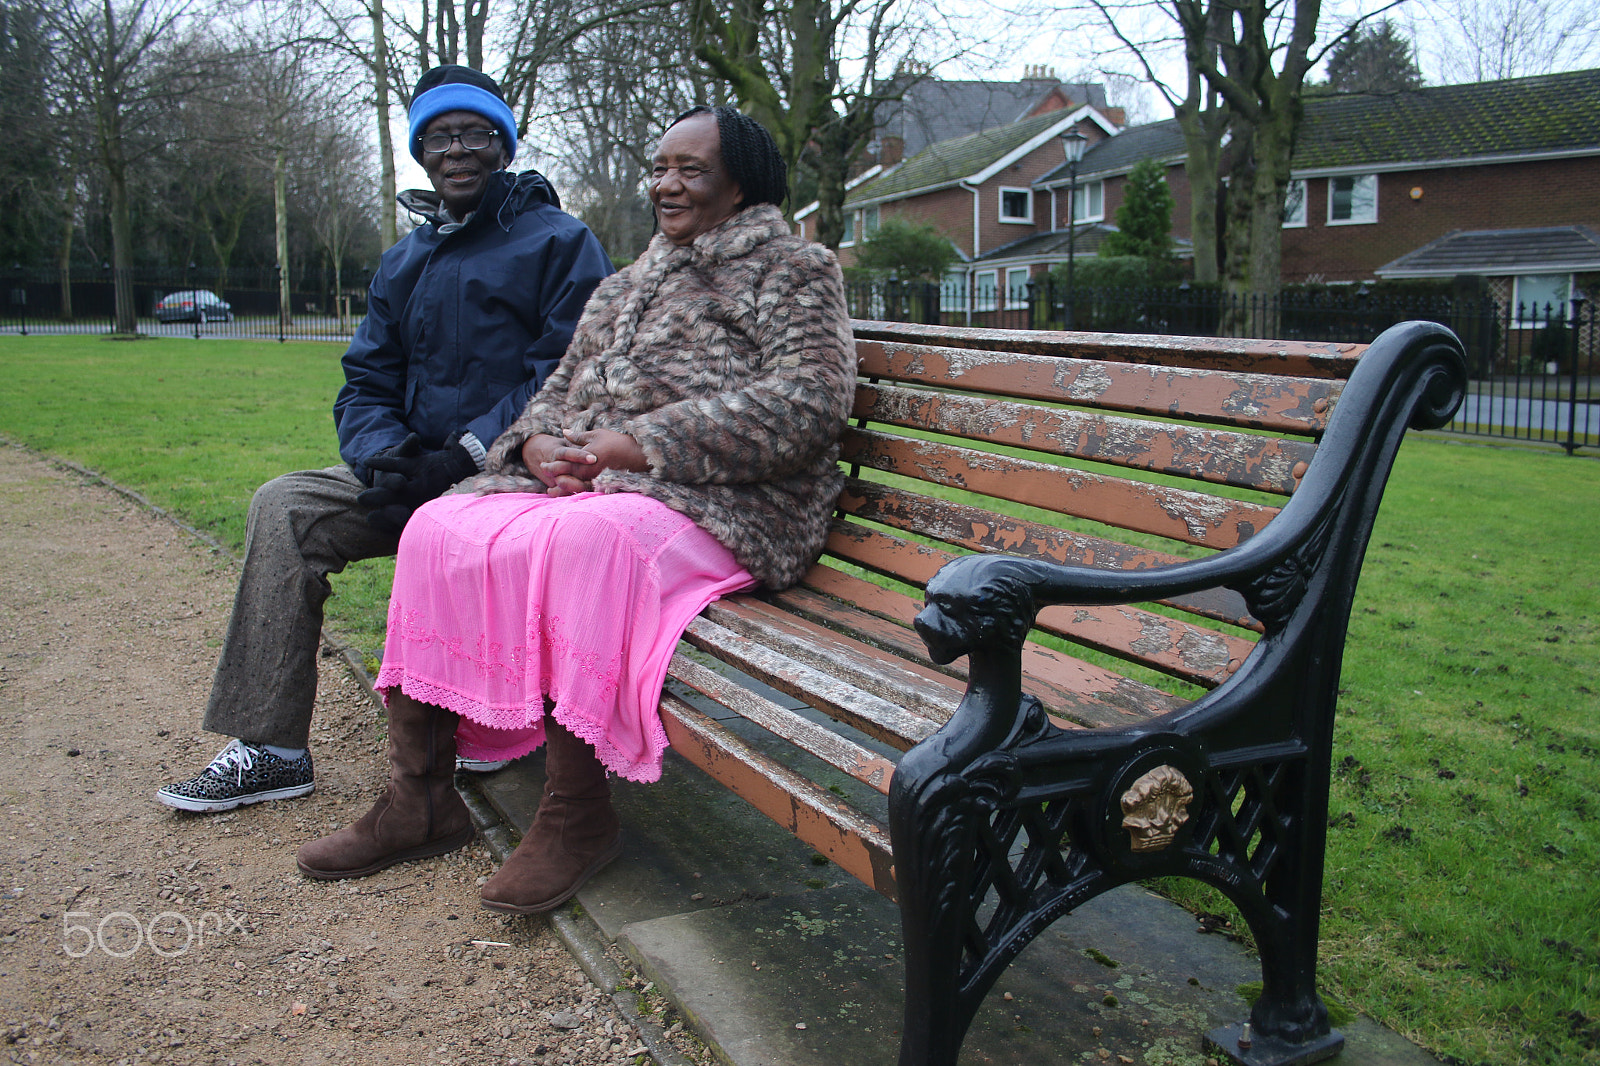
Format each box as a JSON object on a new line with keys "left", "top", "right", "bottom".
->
{"left": 1453, "top": 391, "right": 1600, "bottom": 436}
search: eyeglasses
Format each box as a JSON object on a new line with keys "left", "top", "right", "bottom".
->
{"left": 419, "top": 129, "right": 499, "bottom": 154}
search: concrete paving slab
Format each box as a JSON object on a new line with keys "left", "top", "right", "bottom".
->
{"left": 474, "top": 748, "right": 1440, "bottom": 1066}
{"left": 476, "top": 746, "right": 837, "bottom": 939}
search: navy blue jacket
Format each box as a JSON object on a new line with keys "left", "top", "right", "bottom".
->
{"left": 334, "top": 169, "right": 612, "bottom": 482}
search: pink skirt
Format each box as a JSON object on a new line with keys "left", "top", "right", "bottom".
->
{"left": 374, "top": 491, "right": 755, "bottom": 782}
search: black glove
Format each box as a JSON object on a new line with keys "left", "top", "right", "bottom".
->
{"left": 356, "top": 432, "right": 479, "bottom": 535}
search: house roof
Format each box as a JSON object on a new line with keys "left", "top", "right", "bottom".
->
{"left": 1375, "top": 225, "right": 1600, "bottom": 277}
{"left": 877, "top": 78, "right": 1108, "bottom": 158}
{"left": 1036, "top": 67, "right": 1600, "bottom": 186}
{"left": 1038, "top": 119, "right": 1187, "bottom": 185}
{"left": 1292, "top": 68, "right": 1600, "bottom": 171}
{"left": 969, "top": 224, "right": 1194, "bottom": 264}
{"left": 848, "top": 109, "right": 1094, "bottom": 206}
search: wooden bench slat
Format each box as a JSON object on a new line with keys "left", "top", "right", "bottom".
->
{"left": 658, "top": 693, "right": 897, "bottom": 900}
{"left": 784, "top": 569, "right": 1189, "bottom": 726}
{"left": 684, "top": 611, "right": 950, "bottom": 748}
{"left": 855, "top": 339, "right": 1339, "bottom": 433}
{"left": 838, "top": 477, "right": 1259, "bottom": 629}
{"left": 841, "top": 427, "right": 1279, "bottom": 551}
{"left": 825, "top": 524, "right": 1256, "bottom": 687}
{"left": 667, "top": 651, "right": 901, "bottom": 794}
{"left": 852, "top": 319, "right": 1366, "bottom": 379}
{"left": 855, "top": 383, "right": 1316, "bottom": 494}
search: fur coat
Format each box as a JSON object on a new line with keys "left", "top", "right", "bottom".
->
{"left": 462, "top": 203, "right": 856, "bottom": 590}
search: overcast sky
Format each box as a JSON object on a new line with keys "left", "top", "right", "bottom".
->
{"left": 387, "top": 0, "right": 1600, "bottom": 194}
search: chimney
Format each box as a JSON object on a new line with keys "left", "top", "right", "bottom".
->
{"left": 879, "top": 135, "right": 904, "bottom": 167}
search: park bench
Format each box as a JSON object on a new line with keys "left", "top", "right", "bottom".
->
{"left": 646, "top": 318, "right": 1466, "bottom": 1066}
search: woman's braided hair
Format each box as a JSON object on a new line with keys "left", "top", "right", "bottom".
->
{"left": 669, "top": 104, "right": 787, "bottom": 208}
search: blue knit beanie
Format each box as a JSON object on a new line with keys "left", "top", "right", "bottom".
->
{"left": 408, "top": 65, "right": 517, "bottom": 164}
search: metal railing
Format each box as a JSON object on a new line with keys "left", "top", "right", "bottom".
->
{"left": 843, "top": 278, "right": 1596, "bottom": 453}
{"left": 1, "top": 266, "right": 372, "bottom": 343}
{"left": 8, "top": 270, "right": 1593, "bottom": 453}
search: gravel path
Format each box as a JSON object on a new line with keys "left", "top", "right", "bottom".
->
{"left": 0, "top": 444, "right": 705, "bottom": 1066}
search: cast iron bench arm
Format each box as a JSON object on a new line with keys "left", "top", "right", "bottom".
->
{"left": 909, "top": 321, "right": 1465, "bottom": 760}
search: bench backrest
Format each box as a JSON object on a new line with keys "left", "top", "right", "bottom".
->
{"left": 791, "top": 321, "right": 1368, "bottom": 738}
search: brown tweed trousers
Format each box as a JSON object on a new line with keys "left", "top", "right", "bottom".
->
{"left": 459, "top": 204, "right": 857, "bottom": 590}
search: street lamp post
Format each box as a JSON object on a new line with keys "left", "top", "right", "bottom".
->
{"left": 1060, "top": 129, "right": 1088, "bottom": 330}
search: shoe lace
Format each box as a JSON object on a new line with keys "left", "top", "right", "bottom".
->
{"left": 204, "top": 739, "right": 257, "bottom": 784}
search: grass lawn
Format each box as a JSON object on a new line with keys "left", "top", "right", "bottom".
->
{"left": 3, "top": 334, "right": 1596, "bottom": 1064}
{"left": 0, "top": 334, "right": 396, "bottom": 652}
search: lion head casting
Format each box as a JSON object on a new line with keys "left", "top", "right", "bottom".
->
{"left": 915, "top": 556, "right": 1039, "bottom": 665}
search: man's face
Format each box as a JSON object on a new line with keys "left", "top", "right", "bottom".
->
{"left": 420, "top": 109, "right": 508, "bottom": 216}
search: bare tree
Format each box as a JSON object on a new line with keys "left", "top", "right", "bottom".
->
{"left": 1076, "top": 0, "right": 1400, "bottom": 311}
{"left": 206, "top": 19, "right": 365, "bottom": 328}
{"left": 691, "top": 0, "right": 984, "bottom": 247}
{"left": 1413, "top": 0, "right": 1600, "bottom": 83}
{"left": 303, "top": 122, "right": 378, "bottom": 330}
{"left": 0, "top": 1, "right": 61, "bottom": 267}
{"left": 147, "top": 68, "right": 272, "bottom": 288}
{"left": 44, "top": 0, "right": 210, "bottom": 332}
{"left": 305, "top": 0, "right": 402, "bottom": 247}
{"left": 547, "top": 13, "right": 706, "bottom": 260}
{"left": 1079, "top": 0, "right": 1230, "bottom": 281}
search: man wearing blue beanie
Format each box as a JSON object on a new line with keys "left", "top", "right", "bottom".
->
{"left": 158, "top": 65, "right": 614, "bottom": 813}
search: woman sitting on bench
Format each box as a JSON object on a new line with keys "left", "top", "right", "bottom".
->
{"left": 295, "top": 105, "right": 855, "bottom": 913}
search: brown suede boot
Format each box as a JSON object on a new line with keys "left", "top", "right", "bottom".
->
{"left": 296, "top": 691, "right": 474, "bottom": 879}
{"left": 480, "top": 718, "right": 622, "bottom": 914}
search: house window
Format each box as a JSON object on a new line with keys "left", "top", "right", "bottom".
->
{"left": 863, "top": 204, "right": 880, "bottom": 237}
{"left": 1513, "top": 274, "right": 1572, "bottom": 326}
{"left": 841, "top": 211, "right": 855, "bottom": 246}
{"left": 1282, "top": 179, "right": 1307, "bottom": 228}
{"left": 999, "top": 187, "right": 1032, "bottom": 223}
{"left": 940, "top": 269, "right": 968, "bottom": 313}
{"left": 973, "top": 270, "right": 998, "bottom": 312}
{"left": 1071, "top": 181, "right": 1104, "bottom": 223}
{"left": 1005, "top": 267, "right": 1031, "bottom": 309}
{"left": 1327, "top": 175, "right": 1377, "bottom": 225}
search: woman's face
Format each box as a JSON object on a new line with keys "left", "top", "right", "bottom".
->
{"left": 649, "top": 114, "right": 745, "bottom": 246}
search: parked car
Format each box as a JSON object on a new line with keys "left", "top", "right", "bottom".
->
{"left": 155, "top": 290, "right": 232, "bottom": 323}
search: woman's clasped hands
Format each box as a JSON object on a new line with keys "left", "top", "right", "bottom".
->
{"left": 523, "top": 427, "right": 647, "bottom": 496}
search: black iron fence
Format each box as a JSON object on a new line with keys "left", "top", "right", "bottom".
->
{"left": 844, "top": 278, "right": 1596, "bottom": 453}
{"left": 5, "top": 269, "right": 1593, "bottom": 452}
{"left": 0, "top": 266, "right": 372, "bottom": 342}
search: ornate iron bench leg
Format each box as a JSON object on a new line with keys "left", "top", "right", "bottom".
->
{"left": 891, "top": 758, "right": 983, "bottom": 1066}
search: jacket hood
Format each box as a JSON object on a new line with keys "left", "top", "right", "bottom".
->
{"left": 397, "top": 169, "right": 562, "bottom": 232}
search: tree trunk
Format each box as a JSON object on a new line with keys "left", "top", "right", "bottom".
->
{"left": 1219, "top": 121, "right": 1256, "bottom": 336}
{"left": 275, "top": 147, "right": 291, "bottom": 331}
{"left": 1246, "top": 109, "right": 1295, "bottom": 335}
{"left": 107, "top": 159, "right": 136, "bottom": 334}
{"left": 95, "top": 76, "right": 137, "bottom": 335}
{"left": 1176, "top": 113, "right": 1220, "bottom": 285}
{"left": 57, "top": 183, "right": 76, "bottom": 322}
{"left": 464, "top": 0, "right": 486, "bottom": 69}
{"left": 372, "top": 0, "right": 398, "bottom": 248}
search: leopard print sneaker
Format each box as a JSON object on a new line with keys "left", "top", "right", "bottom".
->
{"left": 156, "top": 739, "right": 314, "bottom": 812}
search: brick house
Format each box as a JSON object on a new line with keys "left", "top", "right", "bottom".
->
{"left": 795, "top": 105, "right": 1122, "bottom": 316}
{"left": 1034, "top": 68, "right": 1600, "bottom": 303}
